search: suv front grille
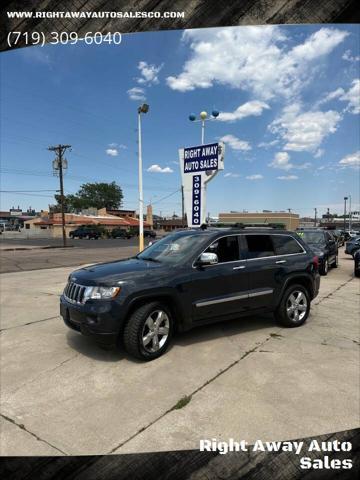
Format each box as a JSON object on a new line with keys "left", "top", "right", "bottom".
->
{"left": 64, "top": 282, "right": 86, "bottom": 304}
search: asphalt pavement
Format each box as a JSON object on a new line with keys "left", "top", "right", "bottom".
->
{"left": 0, "top": 238, "right": 142, "bottom": 273}
{"left": 0, "top": 248, "right": 359, "bottom": 456}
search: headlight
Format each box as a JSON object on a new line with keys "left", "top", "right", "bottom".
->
{"left": 83, "top": 286, "right": 121, "bottom": 301}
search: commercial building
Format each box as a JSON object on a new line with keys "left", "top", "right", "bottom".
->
{"left": 0, "top": 208, "right": 36, "bottom": 229}
{"left": 23, "top": 210, "right": 150, "bottom": 238}
{"left": 218, "top": 211, "right": 300, "bottom": 230}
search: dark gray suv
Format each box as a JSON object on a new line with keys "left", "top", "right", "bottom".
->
{"left": 60, "top": 228, "right": 320, "bottom": 360}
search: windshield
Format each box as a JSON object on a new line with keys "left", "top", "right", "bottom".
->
{"left": 298, "top": 231, "right": 325, "bottom": 245}
{"left": 137, "top": 232, "right": 207, "bottom": 264}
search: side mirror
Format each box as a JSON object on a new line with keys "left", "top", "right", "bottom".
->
{"left": 197, "top": 252, "right": 218, "bottom": 266}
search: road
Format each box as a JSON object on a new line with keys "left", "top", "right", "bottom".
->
{"left": 0, "top": 238, "right": 143, "bottom": 273}
{"left": 0, "top": 248, "right": 359, "bottom": 456}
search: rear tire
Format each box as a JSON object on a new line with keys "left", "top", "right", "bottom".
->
{"left": 123, "top": 302, "right": 173, "bottom": 361}
{"left": 319, "top": 258, "right": 329, "bottom": 276}
{"left": 275, "top": 284, "right": 310, "bottom": 328}
{"left": 332, "top": 255, "right": 338, "bottom": 268}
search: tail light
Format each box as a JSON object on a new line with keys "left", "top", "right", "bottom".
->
{"left": 312, "top": 256, "right": 319, "bottom": 270}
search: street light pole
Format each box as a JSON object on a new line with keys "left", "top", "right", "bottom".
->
{"left": 343, "top": 196, "right": 348, "bottom": 232}
{"left": 137, "top": 103, "right": 149, "bottom": 252}
{"left": 349, "top": 195, "right": 352, "bottom": 231}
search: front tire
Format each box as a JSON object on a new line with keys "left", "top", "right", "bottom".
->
{"left": 123, "top": 302, "right": 173, "bottom": 361}
{"left": 275, "top": 285, "right": 310, "bottom": 328}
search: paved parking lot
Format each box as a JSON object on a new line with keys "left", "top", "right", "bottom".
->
{"left": 0, "top": 248, "right": 359, "bottom": 456}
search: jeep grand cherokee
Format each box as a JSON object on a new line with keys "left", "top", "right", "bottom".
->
{"left": 60, "top": 228, "right": 320, "bottom": 360}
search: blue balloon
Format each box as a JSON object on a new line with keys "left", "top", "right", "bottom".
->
{"left": 189, "top": 114, "right": 196, "bottom": 121}
{"left": 212, "top": 110, "right": 219, "bottom": 118}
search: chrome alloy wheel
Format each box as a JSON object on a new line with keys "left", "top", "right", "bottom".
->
{"left": 286, "top": 290, "right": 308, "bottom": 322}
{"left": 141, "top": 310, "right": 170, "bottom": 353}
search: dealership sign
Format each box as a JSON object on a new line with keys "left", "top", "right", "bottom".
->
{"left": 179, "top": 142, "right": 225, "bottom": 228}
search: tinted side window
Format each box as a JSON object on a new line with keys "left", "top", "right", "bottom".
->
{"left": 205, "top": 236, "right": 239, "bottom": 263}
{"left": 325, "top": 232, "right": 333, "bottom": 242}
{"left": 272, "top": 235, "right": 304, "bottom": 255}
{"left": 245, "top": 235, "right": 275, "bottom": 259}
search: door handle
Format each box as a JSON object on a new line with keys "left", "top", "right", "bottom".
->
{"left": 233, "top": 265, "right": 246, "bottom": 270}
{"left": 275, "top": 260, "right": 287, "bottom": 264}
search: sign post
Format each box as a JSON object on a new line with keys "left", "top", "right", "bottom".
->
{"left": 179, "top": 142, "right": 225, "bottom": 228}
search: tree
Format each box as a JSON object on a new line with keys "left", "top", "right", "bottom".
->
{"left": 51, "top": 182, "right": 123, "bottom": 212}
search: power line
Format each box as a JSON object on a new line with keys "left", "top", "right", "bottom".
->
{"left": 0, "top": 192, "right": 56, "bottom": 198}
{"left": 0, "top": 190, "right": 58, "bottom": 192}
{"left": 152, "top": 189, "right": 181, "bottom": 205}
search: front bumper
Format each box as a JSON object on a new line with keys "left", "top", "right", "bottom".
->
{"left": 60, "top": 296, "right": 125, "bottom": 345}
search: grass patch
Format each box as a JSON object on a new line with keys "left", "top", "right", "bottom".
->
{"left": 173, "top": 395, "right": 192, "bottom": 410}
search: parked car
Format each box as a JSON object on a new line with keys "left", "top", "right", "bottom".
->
{"left": 129, "top": 228, "right": 156, "bottom": 238}
{"left": 354, "top": 250, "right": 360, "bottom": 277}
{"left": 348, "top": 230, "right": 360, "bottom": 238}
{"left": 60, "top": 227, "right": 320, "bottom": 361}
{"left": 296, "top": 229, "right": 338, "bottom": 275}
{"left": 111, "top": 228, "right": 133, "bottom": 239}
{"left": 144, "top": 229, "right": 156, "bottom": 238}
{"left": 69, "top": 227, "right": 100, "bottom": 239}
{"left": 341, "top": 231, "right": 351, "bottom": 242}
{"left": 345, "top": 236, "right": 360, "bottom": 257}
{"left": 332, "top": 230, "right": 345, "bottom": 247}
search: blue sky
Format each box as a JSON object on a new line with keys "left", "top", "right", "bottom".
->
{"left": 1, "top": 25, "right": 359, "bottom": 217}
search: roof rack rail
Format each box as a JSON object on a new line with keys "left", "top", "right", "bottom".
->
{"left": 211, "top": 222, "right": 286, "bottom": 230}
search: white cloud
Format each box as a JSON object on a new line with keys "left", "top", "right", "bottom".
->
{"left": 277, "top": 175, "right": 299, "bottom": 180}
{"left": 166, "top": 27, "right": 348, "bottom": 100}
{"left": 106, "top": 148, "right": 118, "bottom": 156}
{"left": 342, "top": 50, "right": 360, "bottom": 62}
{"left": 224, "top": 172, "right": 241, "bottom": 178}
{"left": 258, "top": 139, "right": 279, "bottom": 148}
{"left": 314, "top": 149, "right": 324, "bottom": 158}
{"left": 340, "top": 79, "right": 360, "bottom": 114}
{"left": 319, "top": 79, "right": 360, "bottom": 114}
{"left": 268, "top": 151, "right": 310, "bottom": 170}
{"left": 218, "top": 101, "right": 270, "bottom": 122}
{"left": 269, "top": 103, "right": 341, "bottom": 152}
{"left": 147, "top": 164, "right": 174, "bottom": 173}
{"left": 246, "top": 174, "right": 263, "bottom": 180}
{"left": 219, "top": 134, "right": 251, "bottom": 151}
{"left": 339, "top": 151, "right": 360, "bottom": 167}
{"left": 269, "top": 152, "right": 292, "bottom": 170}
{"left": 127, "top": 87, "right": 146, "bottom": 101}
{"left": 137, "top": 61, "right": 163, "bottom": 85}
{"left": 109, "top": 143, "right": 127, "bottom": 149}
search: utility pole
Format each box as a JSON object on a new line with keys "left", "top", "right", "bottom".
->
{"left": 181, "top": 185, "right": 185, "bottom": 227}
{"left": 48, "top": 144, "right": 71, "bottom": 247}
{"left": 314, "top": 207, "right": 317, "bottom": 227}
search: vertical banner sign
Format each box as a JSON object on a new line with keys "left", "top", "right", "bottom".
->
{"left": 179, "top": 142, "right": 225, "bottom": 228}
